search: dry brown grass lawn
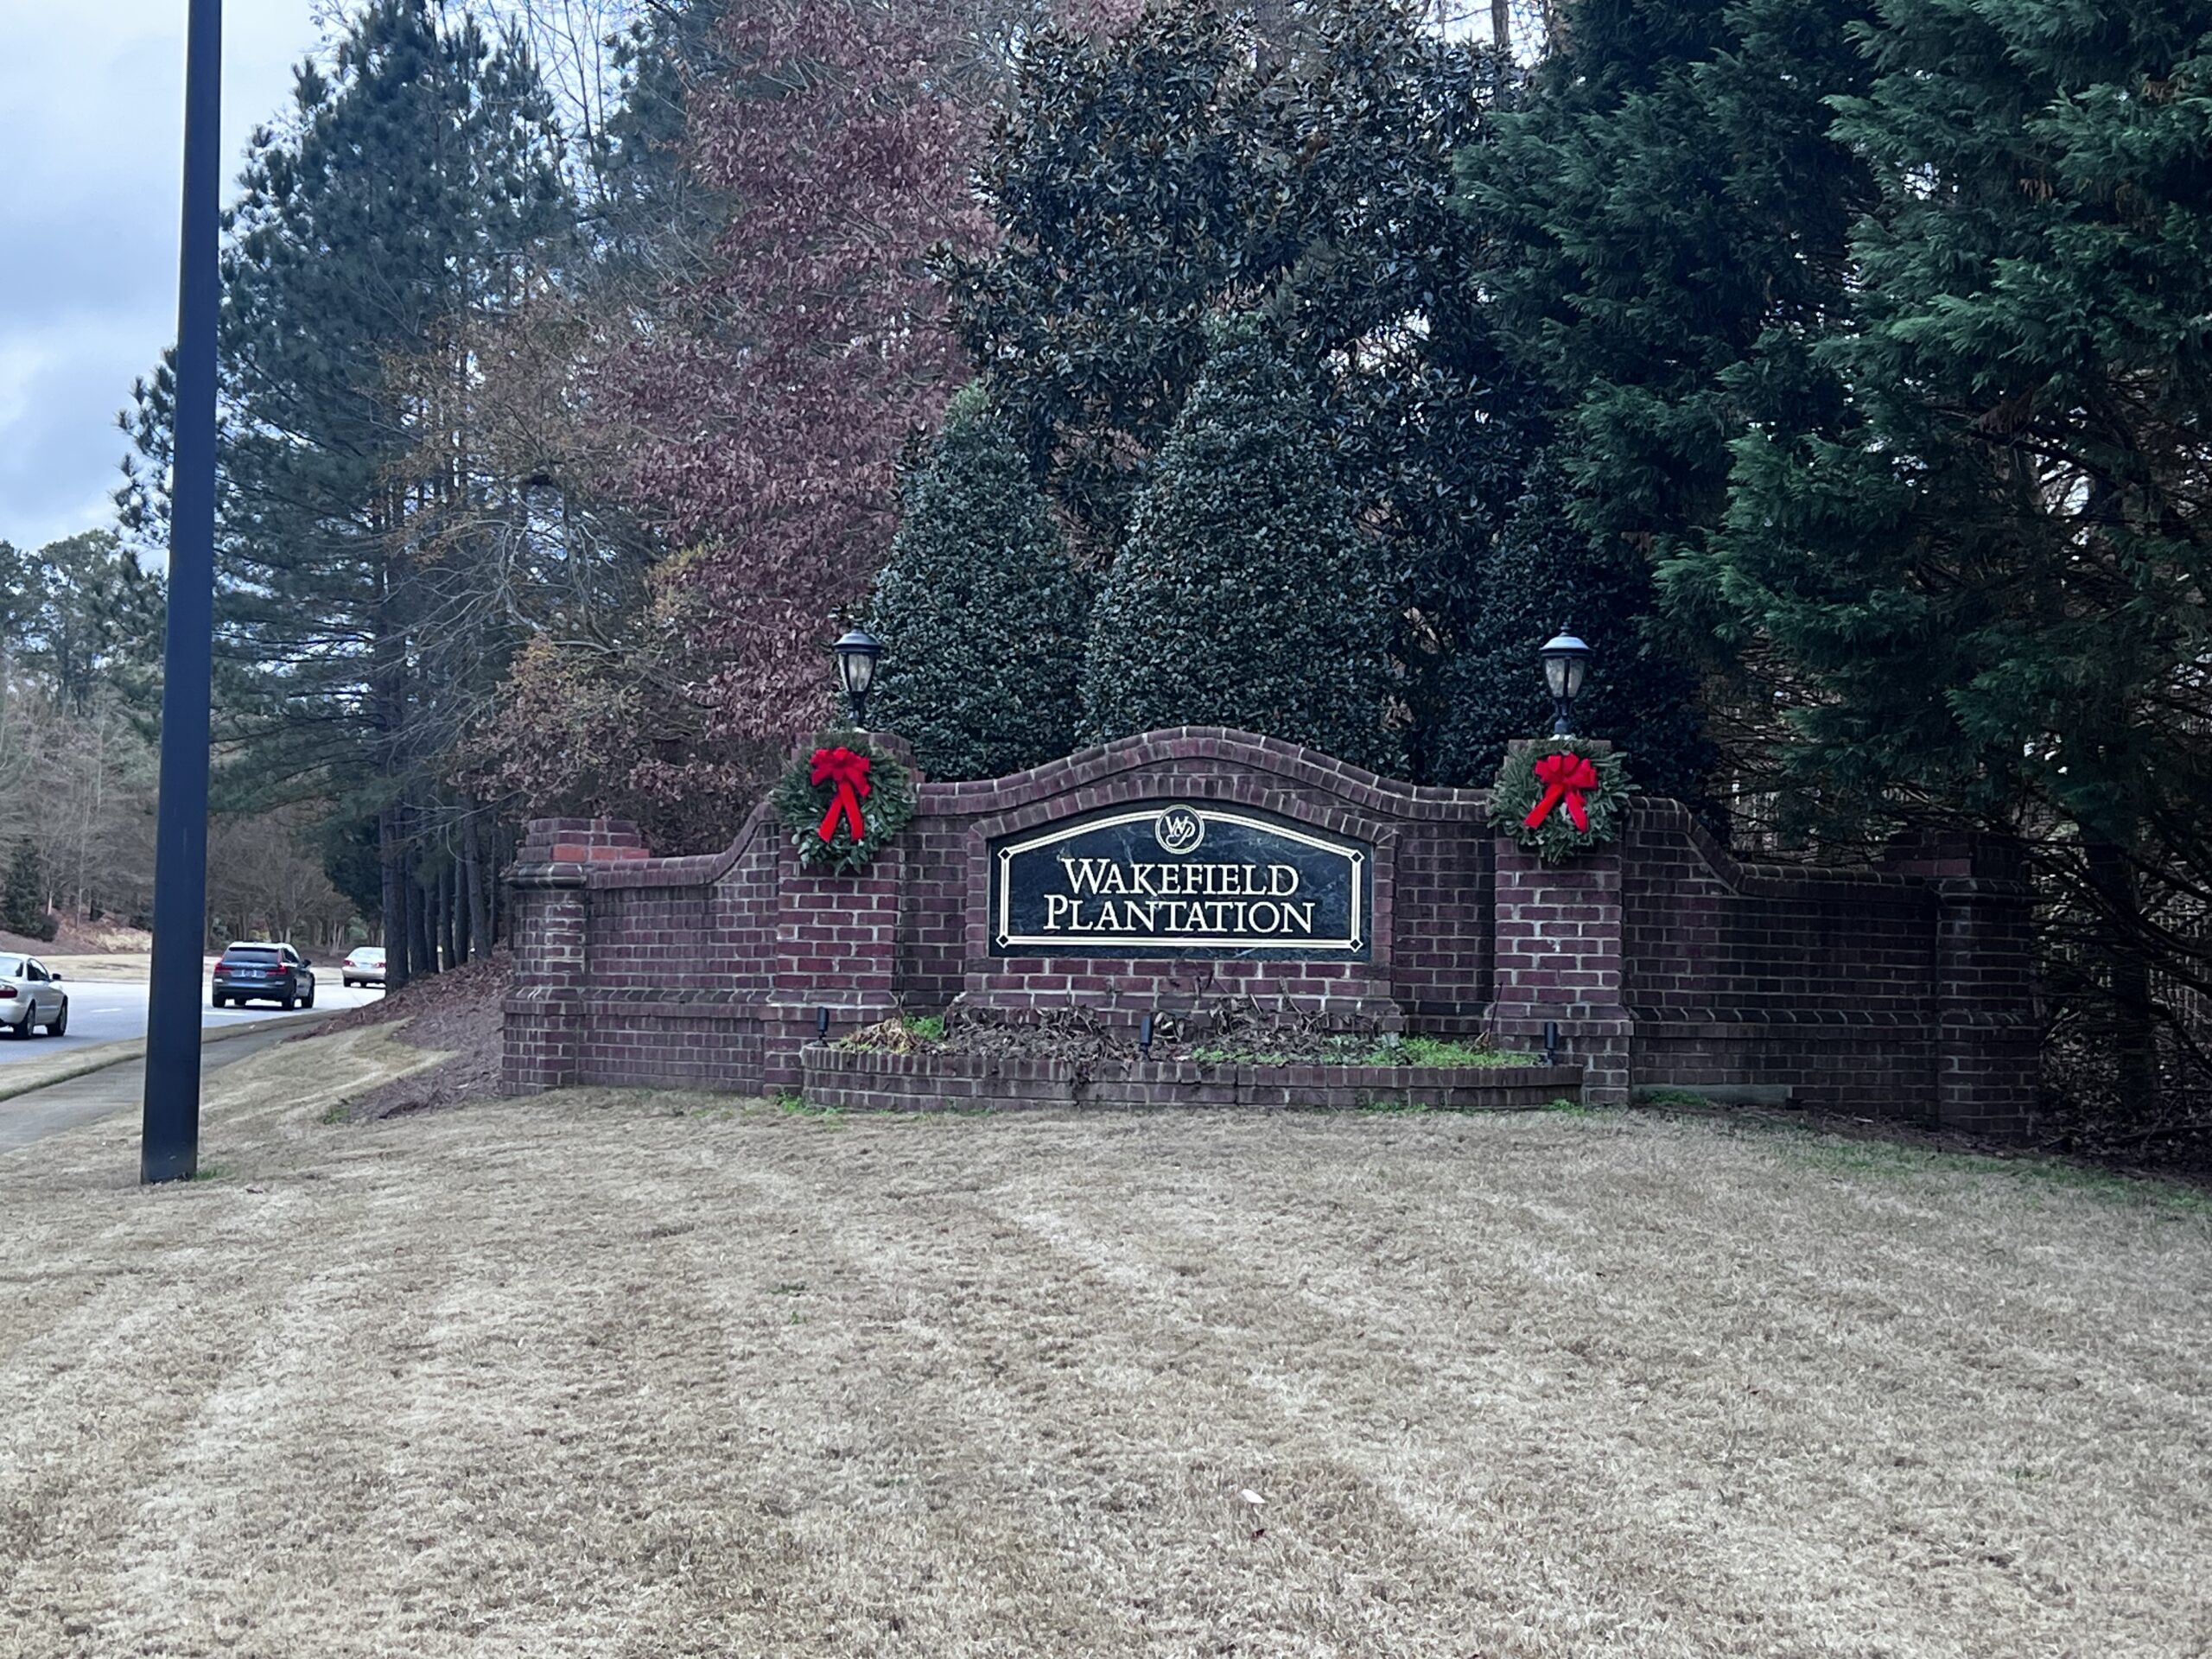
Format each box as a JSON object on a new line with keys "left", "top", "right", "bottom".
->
{"left": 3, "top": 1029, "right": 2209, "bottom": 1658}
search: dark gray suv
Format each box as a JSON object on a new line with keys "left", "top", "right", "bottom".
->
{"left": 212, "top": 942, "right": 316, "bottom": 1009}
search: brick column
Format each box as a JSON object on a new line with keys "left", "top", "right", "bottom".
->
{"left": 1488, "top": 836, "right": 1633, "bottom": 1105}
{"left": 1932, "top": 871, "right": 2040, "bottom": 1137}
{"left": 500, "top": 817, "right": 647, "bottom": 1096}
{"left": 1885, "top": 832, "right": 2041, "bottom": 1138}
{"left": 759, "top": 734, "right": 918, "bottom": 1090}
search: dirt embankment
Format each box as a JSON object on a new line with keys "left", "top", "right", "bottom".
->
{"left": 304, "top": 953, "right": 508, "bottom": 1119}
{"left": 0, "top": 919, "right": 152, "bottom": 959}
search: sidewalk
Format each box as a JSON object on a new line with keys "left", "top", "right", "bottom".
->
{"left": 0, "top": 1020, "right": 316, "bottom": 1155}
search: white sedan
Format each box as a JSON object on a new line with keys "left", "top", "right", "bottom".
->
{"left": 341, "top": 946, "right": 386, "bottom": 988}
{"left": 0, "top": 955, "right": 69, "bottom": 1039}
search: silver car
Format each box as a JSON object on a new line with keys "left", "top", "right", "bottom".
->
{"left": 0, "top": 956, "right": 68, "bottom": 1039}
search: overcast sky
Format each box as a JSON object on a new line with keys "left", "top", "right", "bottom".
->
{"left": 0, "top": 0, "right": 321, "bottom": 552}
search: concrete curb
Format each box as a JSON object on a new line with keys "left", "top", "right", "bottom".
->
{"left": 0, "top": 1011, "right": 334, "bottom": 1107}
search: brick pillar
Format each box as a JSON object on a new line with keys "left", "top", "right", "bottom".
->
{"left": 1932, "top": 869, "right": 2040, "bottom": 1138}
{"left": 759, "top": 735, "right": 918, "bottom": 1091}
{"left": 1488, "top": 835, "right": 1633, "bottom": 1105}
{"left": 1885, "top": 832, "right": 2041, "bottom": 1139}
{"left": 500, "top": 817, "right": 647, "bottom": 1096}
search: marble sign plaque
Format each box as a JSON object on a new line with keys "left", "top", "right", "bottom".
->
{"left": 989, "top": 803, "right": 1370, "bottom": 959}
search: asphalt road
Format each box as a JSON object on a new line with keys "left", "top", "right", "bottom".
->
{"left": 0, "top": 976, "right": 384, "bottom": 1066}
{"left": 0, "top": 1019, "right": 313, "bottom": 1154}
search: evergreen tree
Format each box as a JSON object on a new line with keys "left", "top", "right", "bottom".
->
{"left": 1080, "top": 319, "right": 1402, "bottom": 776}
{"left": 1684, "top": 0, "right": 2212, "bottom": 1109}
{"left": 1459, "top": 0, "right": 1880, "bottom": 804}
{"left": 865, "top": 387, "right": 1090, "bottom": 780}
{"left": 949, "top": 0, "right": 1516, "bottom": 779}
{"left": 1434, "top": 452, "right": 1709, "bottom": 797}
{"left": 122, "top": 0, "right": 571, "bottom": 988}
{"left": 9, "top": 532, "right": 162, "bottom": 716}
{"left": 3, "top": 840, "right": 49, "bottom": 940}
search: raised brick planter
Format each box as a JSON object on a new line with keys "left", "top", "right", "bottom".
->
{"left": 798, "top": 1045, "right": 1586, "bottom": 1114}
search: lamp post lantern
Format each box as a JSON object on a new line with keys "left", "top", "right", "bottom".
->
{"left": 142, "top": 0, "right": 224, "bottom": 1185}
{"left": 832, "top": 627, "right": 883, "bottom": 728}
{"left": 1539, "top": 631, "right": 1592, "bottom": 737}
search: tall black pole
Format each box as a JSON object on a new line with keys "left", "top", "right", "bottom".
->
{"left": 142, "top": 0, "right": 223, "bottom": 1185}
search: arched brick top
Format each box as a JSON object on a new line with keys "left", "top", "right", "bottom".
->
{"left": 924, "top": 727, "right": 1491, "bottom": 827}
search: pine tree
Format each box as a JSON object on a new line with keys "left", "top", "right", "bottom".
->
{"left": 10, "top": 532, "right": 162, "bottom": 716}
{"left": 3, "top": 840, "right": 48, "bottom": 940}
{"left": 865, "top": 387, "right": 1090, "bottom": 780}
{"left": 122, "top": 0, "right": 572, "bottom": 988}
{"left": 1080, "top": 318, "right": 1402, "bottom": 777}
{"left": 1434, "top": 452, "right": 1709, "bottom": 797}
{"left": 1459, "top": 0, "right": 1880, "bottom": 805}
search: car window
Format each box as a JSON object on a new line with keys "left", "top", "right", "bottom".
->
{"left": 22, "top": 962, "right": 45, "bottom": 982}
{"left": 226, "top": 948, "right": 280, "bottom": 963}
{"left": 0, "top": 960, "right": 20, "bottom": 979}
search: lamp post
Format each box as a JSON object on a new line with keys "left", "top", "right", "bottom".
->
{"left": 1539, "top": 631, "right": 1592, "bottom": 737}
{"left": 142, "top": 0, "right": 224, "bottom": 1185}
{"left": 832, "top": 627, "right": 883, "bottom": 728}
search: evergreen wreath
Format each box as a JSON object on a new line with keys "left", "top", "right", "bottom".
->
{"left": 772, "top": 729, "right": 918, "bottom": 874}
{"left": 1488, "top": 738, "right": 1633, "bottom": 863}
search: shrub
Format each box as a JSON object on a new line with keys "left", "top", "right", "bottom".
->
{"left": 1079, "top": 316, "right": 1403, "bottom": 777}
{"left": 866, "top": 385, "right": 1090, "bottom": 780}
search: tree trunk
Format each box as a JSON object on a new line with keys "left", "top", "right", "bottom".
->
{"left": 411, "top": 870, "right": 437, "bottom": 977}
{"left": 451, "top": 863, "right": 464, "bottom": 967}
{"left": 2085, "top": 839, "right": 2159, "bottom": 1115}
{"left": 462, "top": 811, "right": 491, "bottom": 961}
{"left": 439, "top": 861, "right": 460, "bottom": 969}
{"left": 380, "top": 802, "right": 410, "bottom": 994}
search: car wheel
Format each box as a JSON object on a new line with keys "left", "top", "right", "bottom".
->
{"left": 302, "top": 984, "right": 315, "bottom": 1009}
{"left": 47, "top": 1001, "right": 67, "bottom": 1038}
{"left": 9, "top": 1009, "right": 31, "bottom": 1039}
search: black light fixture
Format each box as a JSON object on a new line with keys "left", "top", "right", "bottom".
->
{"left": 832, "top": 626, "right": 883, "bottom": 728}
{"left": 1539, "top": 630, "right": 1593, "bottom": 737}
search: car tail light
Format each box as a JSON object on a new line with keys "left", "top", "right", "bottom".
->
{"left": 0, "top": 988, "right": 15, "bottom": 999}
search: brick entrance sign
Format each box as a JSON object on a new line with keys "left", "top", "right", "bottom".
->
{"left": 504, "top": 727, "right": 2039, "bottom": 1133}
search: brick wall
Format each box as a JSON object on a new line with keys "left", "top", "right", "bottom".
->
{"left": 1616, "top": 804, "right": 2037, "bottom": 1128}
{"left": 800, "top": 1046, "right": 1586, "bottom": 1114}
{"left": 503, "top": 728, "right": 2041, "bottom": 1134}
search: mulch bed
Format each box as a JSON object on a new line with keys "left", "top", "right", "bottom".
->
{"left": 841, "top": 1002, "right": 1506, "bottom": 1067}
{"left": 302, "top": 953, "right": 509, "bottom": 1120}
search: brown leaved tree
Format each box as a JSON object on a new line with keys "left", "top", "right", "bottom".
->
{"left": 595, "top": 0, "right": 992, "bottom": 811}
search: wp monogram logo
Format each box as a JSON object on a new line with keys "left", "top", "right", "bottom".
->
{"left": 1154, "top": 806, "right": 1205, "bottom": 855}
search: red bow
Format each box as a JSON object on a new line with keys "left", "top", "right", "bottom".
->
{"left": 1523, "top": 751, "right": 1599, "bottom": 834}
{"left": 810, "top": 746, "right": 873, "bottom": 843}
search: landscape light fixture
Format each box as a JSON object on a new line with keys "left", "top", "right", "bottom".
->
{"left": 832, "top": 627, "right": 883, "bottom": 728}
{"left": 1539, "top": 630, "right": 1593, "bottom": 737}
